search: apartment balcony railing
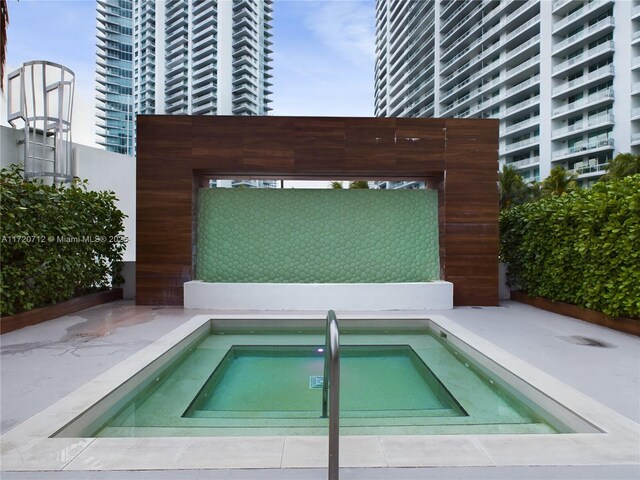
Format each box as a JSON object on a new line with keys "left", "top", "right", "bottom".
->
{"left": 552, "top": 65, "right": 614, "bottom": 97}
{"left": 633, "top": 57, "right": 640, "bottom": 70}
{"left": 441, "top": 0, "right": 518, "bottom": 59}
{"left": 632, "top": 107, "right": 640, "bottom": 119}
{"left": 552, "top": 0, "right": 610, "bottom": 34}
{"left": 505, "top": 74, "right": 541, "bottom": 98}
{"left": 633, "top": 82, "right": 640, "bottom": 95}
{"left": 440, "top": 0, "right": 478, "bottom": 34}
{"left": 633, "top": 4, "right": 640, "bottom": 18}
{"left": 553, "top": 16, "right": 614, "bottom": 54}
{"left": 507, "top": 34, "right": 540, "bottom": 60}
{"left": 192, "top": 72, "right": 217, "bottom": 87}
{"left": 552, "top": 138, "right": 614, "bottom": 159}
{"left": 440, "top": 2, "right": 484, "bottom": 35}
{"left": 505, "top": 54, "right": 541, "bottom": 81}
{"left": 192, "top": 83, "right": 214, "bottom": 97}
{"left": 505, "top": 15, "right": 540, "bottom": 44}
{"left": 503, "top": 136, "right": 540, "bottom": 154}
{"left": 441, "top": 3, "right": 484, "bottom": 46}
{"left": 413, "top": 101, "right": 435, "bottom": 117}
{"left": 404, "top": 89, "right": 435, "bottom": 110}
{"left": 509, "top": 156, "right": 540, "bottom": 169}
{"left": 551, "top": 114, "right": 615, "bottom": 139}
{"left": 552, "top": 41, "right": 615, "bottom": 75}
{"left": 569, "top": 161, "right": 609, "bottom": 176}
{"left": 630, "top": 133, "right": 640, "bottom": 145}
{"left": 504, "top": 116, "right": 540, "bottom": 135}
{"left": 505, "top": 95, "right": 541, "bottom": 116}
{"left": 552, "top": 0, "right": 572, "bottom": 13}
{"left": 552, "top": 89, "right": 614, "bottom": 117}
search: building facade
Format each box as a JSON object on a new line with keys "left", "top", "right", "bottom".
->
{"left": 375, "top": 0, "right": 640, "bottom": 185}
{"left": 97, "top": 0, "right": 273, "bottom": 155}
{"left": 96, "top": 0, "right": 134, "bottom": 155}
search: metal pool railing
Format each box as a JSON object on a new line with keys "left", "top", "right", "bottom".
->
{"left": 322, "top": 310, "right": 340, "bottom": 480}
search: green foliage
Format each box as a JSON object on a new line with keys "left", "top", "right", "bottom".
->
{"left": 330, "top": 181, "right": 343, "bottom": 189}
{"left": 601, "top": 153, "right": 640, "bottom": 181}
{"left": 499, "top": 165, "right": 528, "bottom": 209}
{"left": 540, "top": 165, "right": 578, "bottom": 197}
{"left": 0, "top": 164, "right": 127, "bottom": 316}
{"left": 500, "top": 174, "right": 640, "bottom": 318}
{"left": 348, "top": 180, "right": 369, "bottom": 189}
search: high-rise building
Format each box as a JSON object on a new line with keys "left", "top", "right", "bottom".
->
{"left": 375, "top": 0, "right": 640, "bottom": 185}
{"left": 96, "top": 0, "right": 273, "bottom": 155}
{"left": 96, "top": 0, "right": 134, "bottom": 155}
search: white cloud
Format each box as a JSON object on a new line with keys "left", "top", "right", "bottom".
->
{"left": 303, "top": 1, "right": 375, "bottom": 68}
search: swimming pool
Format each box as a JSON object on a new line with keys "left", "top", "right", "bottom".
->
{"left": 3, "top": 313, "right": 637, "bottom": 472}
{"left": 55, "top": 319, "right": 581, "bottom": 437}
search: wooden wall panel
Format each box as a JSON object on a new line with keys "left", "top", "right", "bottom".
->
{"left": 442, "top": 118, "right": 500, "bottom": 306}
{"left": 136, "top": 115, "right": 499, "bottom": 306}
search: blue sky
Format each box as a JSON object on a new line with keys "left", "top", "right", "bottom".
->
{"left": 4, "top": 0, "right": 375, "bottom": 146}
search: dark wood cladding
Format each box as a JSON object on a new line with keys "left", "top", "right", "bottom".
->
{"left": 137, "top": 115, "right": 499, "bottom": 306}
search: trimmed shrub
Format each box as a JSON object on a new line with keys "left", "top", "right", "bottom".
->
{"left": 500, "top": 174, "right": 640, "bottom": 318}
{"left": 0, "top": 164, "right": 127, "bottom": 316}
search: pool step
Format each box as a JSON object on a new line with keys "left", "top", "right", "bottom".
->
{"left": 96, "top": 421, "right": 557, "bottom": 438}
{"left": 188, "top": 407, "right": 462, "bottom": 420}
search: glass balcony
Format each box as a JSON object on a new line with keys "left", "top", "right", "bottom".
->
{"left": 552, "top": 138, "right": 614, "bottom": 160}
{"left": 551, "top": 114, "right": 615, "bottom": 140}
{"left": 552, "top": 89, "right": 614, "bottom": 117}
{"left": 552, "top": 41, "right": 615, "bottom": 76}
{"left": 551, "top": 65, "right": 614, "bottom": 97}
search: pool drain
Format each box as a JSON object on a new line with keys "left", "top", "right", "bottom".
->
{"left": 559, "top": 336, "right": 613, "bottom": 348}
{"left": 309, "top": 376, "right": 324, "bottom": 389}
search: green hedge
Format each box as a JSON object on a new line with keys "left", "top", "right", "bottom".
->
{"left": 0, "top": 165, "right": 127, "bottom": 316}
{"left": 500, "top": 174, "right": 640, "bottom": 318}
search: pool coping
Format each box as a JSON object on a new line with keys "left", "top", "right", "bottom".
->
{"left": 1, "top": 313, "right": 638, "bottom": 471}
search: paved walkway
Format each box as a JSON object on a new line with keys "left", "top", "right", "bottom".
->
{"left": 1, "top": 300, "right": 638, "bottom": 479}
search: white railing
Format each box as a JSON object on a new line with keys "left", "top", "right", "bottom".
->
{"left": 510, "top": 156, "right": 540, "bottom": 168}
{"left": 503, "top": 136, "right": 540, "bottom": 153}
{"left": 505, "top": 15, "right": 540, "bottom": 43}
{"left": 553, "top": 138, "right": 614, "bottom": 159}
{"left": 506, "top": 74, "right": 540, "bottom": 97}
{"left": 552, "top": 65, "right": 614, "bottom": 96}
{"left": 552, "top": 114, "right": 614, "bottom": 138}
{"left": 633, "top": 4, "right": 640, "bottom": 17}
{"left": 632, "top": 107, "right": 640, "bottom": 118}
{"left": 441, "top": 3, "right": 484, "bottom": 45}
{"left": 553, "top": 0, "right": 609, "bottom": 33}
{"left": 505, "top": 95, "right": 540, "bottom": 115}
{"left": 504, "top": 116, "right": 540, "bottom": 134}
{"left": 507, "top": 35, "right": 540, "bottom": 60}
{"left": 570, "top": 162, "right": 609, "bottom": 175}
{"left": 552, "top": 0, "right": 572, "bottom": 12}
{"left": 506, "top": 54, "right": 541, "bottom": 80}
{"left": 553, "top": 41, "right": 614, "bottom": 75}
{"left": 553, "top": 16, "right": 614, "bottom": 54}
{"left": 552, "top": 89, "right": 614, "bottom": 116}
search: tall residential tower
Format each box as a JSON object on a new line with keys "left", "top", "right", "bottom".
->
{"left": 96, "top": 0, "right": 273, "bottom": 155}
{"left": 375, "top": 0, "right": 640, "bottom": 184}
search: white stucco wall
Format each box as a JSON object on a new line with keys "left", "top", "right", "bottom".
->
{"left": 1, "top": 125, "right": 137, "bottom": 297}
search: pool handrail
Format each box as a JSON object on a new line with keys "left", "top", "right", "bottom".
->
{"left": 322, "top": 309, "right": 340, "bottom": 480}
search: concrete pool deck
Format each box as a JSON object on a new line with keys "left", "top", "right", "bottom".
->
{"left": 1, "top": 301, "right": 639, "bottom": 479}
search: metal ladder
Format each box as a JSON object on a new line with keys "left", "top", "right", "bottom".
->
{"left": 322, "top": 310, "right": 340, "bottom": 480}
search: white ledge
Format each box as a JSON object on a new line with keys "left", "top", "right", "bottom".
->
{"left": 184, "top": 281, "right": 454, "bottom": 311}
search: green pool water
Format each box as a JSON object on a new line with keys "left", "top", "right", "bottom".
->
{"left": 185, "top": 346, "right": 464, "bottom": 419}
{"left": 74, "top": 326, "right": 565, "bottom": 437}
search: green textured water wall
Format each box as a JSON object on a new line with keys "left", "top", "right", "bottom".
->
{"left": 196, "top": 189, "right": 440, "bottom": 283}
